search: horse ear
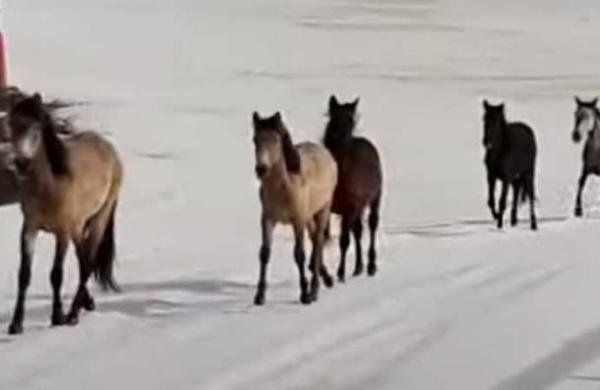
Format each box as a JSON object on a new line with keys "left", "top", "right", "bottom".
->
{"left": 593, "top": 97, "right": 599, "bottom": 107}
{"left": 329, "top": 95, "right": 339, "bottom": 110}
{"left": 32, "top": 93, "right": 43, "bottom": 110}
{"left": 483, "top": 99, "right": 490, "bottom": 109}
{"left": 575, "top": 96, "right": 583, "bottom": 106}
{"left": 252, "top": 111, "right": 260, "bottom": 126}
{"left": 351, "top": 97, "right": 360, "bottom": 110}
{"left": 274, "top": 111, "right": 282, "bottom": 123}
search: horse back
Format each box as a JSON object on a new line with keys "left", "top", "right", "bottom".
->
{"left": 331, "top": 137, "right": 383, "bottom": 214}
{"left": 295, "top": 142, "right": 338, "bottom": 212}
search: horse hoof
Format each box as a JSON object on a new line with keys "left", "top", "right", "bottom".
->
{"left": 8, "top": 322, "right": 23, "bottom": 335}
{"left": 51, "top": 313, "right": 68, "bottom": 326}
{"left": 82, "top": 296, "right": 96, "bottom": 312}
{"left": 254, "top": 293, "right": 265, "bottom": 306}
{"left": 66, "top": 314, "right": 79, "bottom": 326}
{"left": 322, "top": 274, "right": 334, "bottom": 288}
{"left": 575, "top": 208, "right": 583, "bottom": 217}
{"left": 300, "top": 292, "right": 312, "bottom": 305}
{"left": 531, "top": 222, "right": 538, "bottom": 231}
{"left": 353, "top": 265, "right": 364, "bottom": 277}
{"left": 367, "top": 263, "right": 377, "bottom": 276}
{"left": 511, "top": 218, "right": 518, "bottom": 227}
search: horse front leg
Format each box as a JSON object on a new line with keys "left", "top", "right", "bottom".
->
{"left": 50, "top": 234, "right": 69, "bottom": 326}
{"left": 575, "top": 169, "right": 589, "bottom": 217}
{"left": 497, "top": 180, "right": 509, "bottom": 229}
{"left": 487, "top": 173, "right": 498, "bottom": 221}
{"left": 337, "top": 217, "right": 352, "bottom": 283}
{"left": 254, "top": 216, "right": 274, "bottom": 305}
{"left": 293, "top": 223, "right": 311, "bottom": 305}
{"left": 8, "top": 225, "right": 38, "bottom": 335}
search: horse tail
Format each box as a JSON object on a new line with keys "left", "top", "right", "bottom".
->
{"left": 93, "top": 200, "right": 120, "bottom": 292}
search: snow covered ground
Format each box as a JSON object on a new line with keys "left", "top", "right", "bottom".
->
{"left": 2, "top": 0, "right": 600, "bottom": 388}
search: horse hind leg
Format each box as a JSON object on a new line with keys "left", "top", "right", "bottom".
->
{"left": 66, "top": 199, "right": 118, "bottom": 324}
{"left": 510, "top": 181, "right": 521, "bottom": 227}
{"left": 367, "top": 192, "right": 381, "bottom": 277}
{"left": 293, "top": 224, "right": 311, "bottom": 305}
{"left": 525, "top": 175, "right": 538, "bottom": 231}
{"left": 309, "top": 216, "right": 333, "bottom": 289}
{"left": 575, "top": 169, "right": 589, "bottom": 217}
{"left": 352, "top": 217, "right": 364, "bottom": 277}
{"left": 337, "top": 217, "right": 352, "bottom": 283}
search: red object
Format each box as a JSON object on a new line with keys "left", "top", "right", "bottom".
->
{"left": 0, "top": 32, "right": 7, "bottom": 89}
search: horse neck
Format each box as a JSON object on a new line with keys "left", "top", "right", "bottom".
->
{"left": 21, "top": 145, "right": 58, "bottom": 196}
{"left": 261, "top": 158, "right": 293, "bottom": 195}
{"left": 589, "top": 111, "right": 600, "bottom": 146}
{"left": 324, "top": 120, "right": 354, "bottom": 153}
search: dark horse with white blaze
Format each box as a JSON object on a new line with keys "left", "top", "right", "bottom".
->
{"left": 5, "top": 94, "right": 123, "bottom": 334}
{"left": 324, "top": 96, "right": 383, "bottom": 282}
{"left": 572, "top": 97, "right": 600, "bottom": 217}
{"left": 482, "top": 100, "right": 537, "bottom": 230}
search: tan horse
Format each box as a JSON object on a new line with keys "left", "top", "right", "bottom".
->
{"left": 252, "top": 112, "right": 337, "bottom": 305}
{"left": 5, "top": 93, "right": 123, "bottom": 334}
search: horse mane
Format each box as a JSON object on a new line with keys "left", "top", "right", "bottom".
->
{"left": 41, "top": 113, "right": 70, "bottom": 176}
{"left": 12, "top": 94, "right": 70, "bottom": 176}
{"left": 278, "top": 122, "right": 301, "bottom": 175}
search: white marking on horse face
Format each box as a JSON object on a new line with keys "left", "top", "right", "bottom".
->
{"left": 576, "top": 108, "right": 596, "bottom": 135}
{"left": 14, "top": 125, "right": 41, "bottom": 160}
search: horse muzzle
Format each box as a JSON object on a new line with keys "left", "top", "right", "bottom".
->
{"left": 255, "top": 164, "right": 267, "bottom": 179}
{"left": 572, "top": 130, "right": 582, "bottom": 143}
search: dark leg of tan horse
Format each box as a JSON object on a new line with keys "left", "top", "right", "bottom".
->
{"left": 50, "top": 235, "right": 69, "bottom": 326}
{"left": 254, "top": 216, "right": 273, "bottom": 305}
{"left": 8, "top": 226, "right": 38, "bottom": 334}
{"left": 309, "top": 216, "right": 333, "bottom": 289}
{"left": 293, "top": 224, "right": 311, "bottom": 305}
{"left": 66, "top": 234, "right": 96, "bottom": 325}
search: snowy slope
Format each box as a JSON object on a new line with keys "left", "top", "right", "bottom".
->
{"left": 2, "top": 0, "right": 600, "bottom": 389}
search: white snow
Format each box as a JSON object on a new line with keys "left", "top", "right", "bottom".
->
{"left": 2, "top": 0, "right": 600, "bottom": 388}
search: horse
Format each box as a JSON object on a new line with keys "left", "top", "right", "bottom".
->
{"left": 252, "top": 111, "right": 337, "bottom": 305}
{"left": 4, "top": 93, "right": 123, "bottom": 334}
{"left": 323, "top": 95, "right": 383, "bottom": 282}
{"left": 482, "top": 100, "right": 537, "bottom": 230}
{"left": 572, "top": 96, "right": 600, "bottom": 217}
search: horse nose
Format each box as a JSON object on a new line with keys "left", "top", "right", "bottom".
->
{"left": 572, "top": 131, "right": 581, "bottom": 143}
{"left": 255, "top": 164, "right": 267, "bottom": 178}
{"left": 14, "top": 157, "right": 30, "bottom": 172}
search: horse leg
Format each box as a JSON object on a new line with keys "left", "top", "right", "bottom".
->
{"left": 293, "top": 223, "right": 311, "bottom": 304}
{"left": 510, "top": 181, "right": 521, "bottom": 227}
{"left": 66, "top": 233, "right": 94, "bottom": 325}
{"left": 497, "top": 180, "right": 509, "bottom": 229}
{"left": 50, "top": 234, "right": 69, "bottom": 326}
{"left": 487, "top": 173, "right": 498, "bottom": 221}
{"left": 367, "top": 193, "right": 381, "bottom": 277}
{"left": 8, "top": 225, "right": 38, "bottom": 335}
{"left": 337, "top": 217, "right": 352, "bottom": 283}
{"left": 352, "top": 218, "right": 364, "bottom": 277}
{"left": 575, "top": 169, "right": 589, "bottom": 217}
{"left": 308, "top": 208, "right": 330, "bottom": 302}
{"left": 310, "top": 216, "right": 333, "bottom": 289}
{"left": 526, "top": 175, "right": 538, "bottom": 231}
{"left": 254, "top": 216, "right": 274, "bottom": 305}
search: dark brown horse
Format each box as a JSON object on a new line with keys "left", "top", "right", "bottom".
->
{"left": 482, "top": 100, "right": 537, "bottom": 230}
{"left": 324, "top": 95, "right": 383, "bottom": 282}
{"left": 5, "top": 94, "right": 123, "bottom": 334}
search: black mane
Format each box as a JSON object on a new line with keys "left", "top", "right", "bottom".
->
{"left": 12, "top": 94, "right": 70, "bottom": 176}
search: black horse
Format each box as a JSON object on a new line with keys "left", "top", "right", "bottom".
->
{"left": 482, "top": 100, "right": 537, "bottom": 230}
{"left": 324, "top": 96, "right": 383, "bottom": 282}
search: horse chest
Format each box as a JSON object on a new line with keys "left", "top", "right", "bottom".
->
{"left": 260, "top": 185, "right": 305, "bottom": 224}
